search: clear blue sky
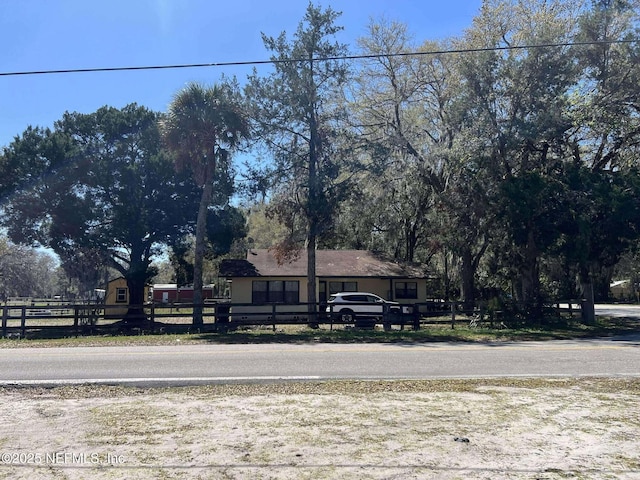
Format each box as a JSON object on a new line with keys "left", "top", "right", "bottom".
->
{"left": 0, "top": 0, "right": 482, "bottom": 148}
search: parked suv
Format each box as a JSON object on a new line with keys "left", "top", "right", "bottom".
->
{"left": 326, "top": 292, "right": 401, "bottom": 324}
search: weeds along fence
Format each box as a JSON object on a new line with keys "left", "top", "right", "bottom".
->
{"left": 420, "top": 300, "right": 584, "bottom": 329}
{"left": 0, "top": 300, "right": 583, "bottom": 339}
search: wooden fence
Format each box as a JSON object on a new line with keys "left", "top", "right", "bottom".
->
{"left": 417, "top": 299, "right": 584, "bottom": 327}
{"left": 0, "top": 300, "right": 583, "bottom": 339}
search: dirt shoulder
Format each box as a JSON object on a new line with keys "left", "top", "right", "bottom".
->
{"left": 0, "top": 378, "right": 638, "bottom": 479}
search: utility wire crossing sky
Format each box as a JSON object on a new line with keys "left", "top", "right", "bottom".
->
{"left": 1, "top": 39, "right": 635, "bottom": 77}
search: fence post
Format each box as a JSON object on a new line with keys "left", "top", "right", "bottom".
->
{"left": 382, "top": 304, "right": 391, "bottom": 332}
{"left": 74, "top": 306, "right": 79, "bottom": 338}
{"left": 271, "top": 304, "right": 277, "bottom": 332}
{"left": 150, "top": 303, "right": 155, "bottom": 333}
{"left": 329, "top": 304, "right": 334, "bottom": 331}
{"left": 451, "top": 302, "right": 456, "bottom": 330}
{"left": 20, "top": 306, "right": 26, "bottom": 339}
{"left": 1, "top": 305, "right": 7, "bottom": 338}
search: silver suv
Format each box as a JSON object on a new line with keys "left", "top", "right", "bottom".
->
{"left": 326, "top": 292, "right": 401, "bottom": 323}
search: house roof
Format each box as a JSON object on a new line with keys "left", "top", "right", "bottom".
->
{"left": 220, "top": 249, "right": 429, "bottom": 279}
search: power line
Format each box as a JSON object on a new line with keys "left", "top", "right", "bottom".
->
{"left": 0, "top": 39, "right": 636, "bottom": 77}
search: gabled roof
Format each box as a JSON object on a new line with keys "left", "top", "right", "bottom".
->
{"left": 220, "top": 249, "right": 429, "bottom": 279}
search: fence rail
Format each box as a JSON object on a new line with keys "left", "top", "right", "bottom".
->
{"left": 0, "top": 299, "right": 584, "bottom": 339}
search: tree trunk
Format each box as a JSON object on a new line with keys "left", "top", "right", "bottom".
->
{"left": 405, "top": 223, "right": 418, "bottom": 262}
{"left": 193, "top": 180, "right": 213, "bottom": 326}
{"left": 443, "top": 249, "right": 451, "bottom": 302}
{"left": 460, "top": 248, "right": 475, "bottom": 313}
{"left": 518, "top": 229, "right": 541, "bottom": 317}
{"left": 307, "top": 237, "right": 317, "bottom": 326}
{"left": 579, "top": 268, "right": 596, "bottom": 325}
{"left": 306, "top": 148, "right": 318, "bottom": 326}
{"left": 124, "top": 265, "right": 150, "bottom": 328}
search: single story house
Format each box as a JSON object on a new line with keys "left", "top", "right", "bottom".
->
{"left": 219, "top": 249, "right": 432, "bottom": 320}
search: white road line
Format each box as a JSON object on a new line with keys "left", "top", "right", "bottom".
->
{"left": 0, "top": 376, "right": 324, "bottom": 386}
{"left": 3, "top": 373, "right": 640, "bottom": 386}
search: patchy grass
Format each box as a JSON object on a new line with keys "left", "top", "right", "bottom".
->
{"left": 0, "top": 315, "right": 636, "bottom": 348}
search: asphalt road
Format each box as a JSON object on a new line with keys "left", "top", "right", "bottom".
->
{"left": 595, "top": 303, "right": 640, "bottom": 318}
{"left": 0, "top": 305, "right": 637, "bottom": 387}
{"left": 1, "top": 337, "right": 639, "bottom": 387}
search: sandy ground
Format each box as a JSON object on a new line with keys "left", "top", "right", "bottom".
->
{"left": 0, "top": 378, "right": 637, "bottom": 480}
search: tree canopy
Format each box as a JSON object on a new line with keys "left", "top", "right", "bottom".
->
{"left": 1, "top": 104, "right": 201, "bottom": 319}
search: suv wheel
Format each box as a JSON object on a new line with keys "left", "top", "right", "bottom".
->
{"left": 339, "top": 309, "right": 355, "bottom": 323}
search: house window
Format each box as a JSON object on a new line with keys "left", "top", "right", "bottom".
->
{"left": 116, "top": 288, "right": 128, "bottom": 303}
{"left": 329, "top": 282, "right": 357, "bottom": 294}
{"left": 252, "top": 281, "right": 299, "bottom": 304}
{"left": 395, "top": 282, "right": 417, "bottom": 299}
{"left": 284, "top": 281, "right": 299, "bottom": 303}
{"left": 269, "top": 281, "right": 285, "bottom": 303}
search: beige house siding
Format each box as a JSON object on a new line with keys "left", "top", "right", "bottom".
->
{"left": 327, "top": 278, "right": 385, "bottom": 297}
{"left": 323, "top": 277, "right": 428, "bottom": 302}
{"left": 229, "top": 276, "right": 307, "bottom": 321}
{"left": 104, "top": 277, "right": 129, "bottom": 317}
{"left": 230, "top": 277, "right": 429, "bottom": 304}
{"left": 104, "top": 278, "right": 151, "bottom": 317}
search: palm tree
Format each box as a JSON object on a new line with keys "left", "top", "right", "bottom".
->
{"left": 160, "top": 82, "right": 249, "bottom": 326}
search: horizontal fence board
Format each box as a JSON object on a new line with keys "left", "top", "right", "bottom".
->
{"left": 0, "top": 300, "right": 584, "bottom": 339}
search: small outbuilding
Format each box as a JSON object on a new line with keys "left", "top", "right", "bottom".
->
{"left": 150, "top": 284, "right": 216, "bottom": 304}
{"left": 103, "top": 277, "right": 151, "bottom": 316}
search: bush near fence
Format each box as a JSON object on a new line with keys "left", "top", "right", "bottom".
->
{"left": 0, "top": 299, "right": 583, "bottom": 339}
